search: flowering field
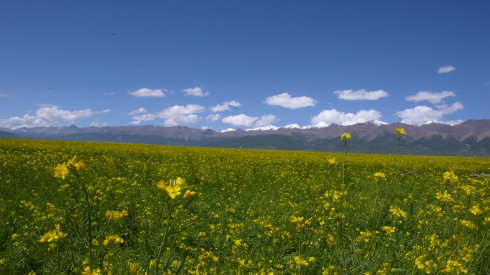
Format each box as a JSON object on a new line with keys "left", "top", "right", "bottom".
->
{"left": 0, "top": 137, "right": 489, "bottom": 274}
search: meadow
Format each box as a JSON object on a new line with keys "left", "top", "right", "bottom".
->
{"left": 0, "top": 136, "right": 489, "bottom": 274}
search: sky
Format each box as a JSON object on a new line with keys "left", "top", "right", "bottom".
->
{"left": 1, "top": 0, "right": 489, "bottom": 131}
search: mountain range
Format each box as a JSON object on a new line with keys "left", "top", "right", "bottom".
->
{"left": 1, "top": 120, "right": 489, "bottom": 156}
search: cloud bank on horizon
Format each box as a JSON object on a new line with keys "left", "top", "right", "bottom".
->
{"left": 0, "top": 87, "right": 467, "bottom": 130}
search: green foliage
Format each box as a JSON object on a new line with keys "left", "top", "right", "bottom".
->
{"left": 0, "top": 138, "right": 489, "bottom": 274}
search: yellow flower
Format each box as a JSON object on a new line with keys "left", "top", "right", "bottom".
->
{"left": 129, "top": 262, "right": 139, "bottom": 275}
{"left": 356, "top": 231, "right": 373, "bottom": 243}
{"left": 54, "top": 164, "right": 69, "bottom": 179}
{"left": 470, "top": 205, "right": 483, "bottom": 215}
{"left": 443, "top": 171, "right": 458, "bottom": 183}
{"left": 294, "top": 256, "right": 309, "bottom": 267}
{"left": 381, "top": 226, "right": 397, "bottom": 236}
{"left": 394, "top": 128, "right": 406, "bottom": 135}
{"left": 389, "top": 206, "right": 408, "bottom": 219}
{"left": 39, "top": 224, "right": 67, "bottom": 243}
{"left": 157, "top": 177, "right": 186, "bottom": 199}
{"left": 81, "top": 267, "right": 102, "bottom": 275}
{"left": 435, "top": 191, "right": 454, "bottom": 202}
{"left": 328, "top": 157, "right": 337, "bottom": 165}
{"left": 165, "top": 185, "right": 182, "bottom": 199}
{"left": 183, "top": 190, "right": 196, "bottom": 199}
{"left": 103, "top": 235, "right": 124, "bottom": 247}
{"left": 340, "top": 133, "right": 352, "bottom": 141}
{"left": 105, "top": 209, "right": 128, "bottom": 220}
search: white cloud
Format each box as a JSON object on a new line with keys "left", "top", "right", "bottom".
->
{"left": 129, "top": 113, "right": 157, "bottom": 125}
{"left": 311, "top": 109, "right": 382, "bottom": 127}
{"left": 254, "top": 115, "right": 278, "bottom": 127}
{"left": 128, "top": 107, "right": 148, "bottom": 115}
{"left": 90, "top": 121, "right": 108, "bottom": 127}
{"left": 182, "top": 87, "right": 209, "bottom": 97}
{"left": 222, "top": 114, "right": 257, "bottom": 127}
{"left": 206, "top": 114, "right": 221, "bottom": 121}
{"left": 157, "top": 104, "right": 205, "bottom": 126}
{"left": 396, "top": 102, "right": 463, "bottom": 125}
{"left": 0, "top": 93, "right": 10, "bottom": 97}
{"left": 334, "top": 89, "right": 388, "bottom": 101}
{"left": 0, "top": 105, "right": 110, "bottom": 129}
{"left": 438, "top": 66, "right": 456, "bottom": 74}
{"left": 210, "top": 100, "right": 241, "bottom": 112}
{"left": 128, "top": 88, "right": 165, "bottom": 98}
{"left": 221, "top": 113, "right": 279, "bottom": 128}
{"left": 406, "top": 91, "right": 455, "bottom": 104}
{"left": 265, "top": 93, "right": 317, "bottom": 109}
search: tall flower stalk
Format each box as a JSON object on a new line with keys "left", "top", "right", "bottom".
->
{"left": 393, "top": 128, "right": 406, "bottom": 165}
{"left": 340, "top": 133, "right": 351, "bottom": 186}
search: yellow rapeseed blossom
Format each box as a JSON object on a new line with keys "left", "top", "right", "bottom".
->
{"left": 389, "top": 206, "right": 408, "bottom": 219}
{"left": 373, "top": 172, "right": 386, "bottom": 181}
{"left": 294, "top": 256, "right": 309, "bottom": 267}
{"left": 105, "top": 209, "right": 128, "bottom": 220}
{"left": 441, "top": 260, "right": 468, "bottom": 274}
{"left": 157, "top": 177, "right": 186, "bottom": 199}
{"left": 356, "top": 231, "right": 373, "bottom": 243}
{"left": 443, "top": 171, "right": 458, "bottom": 183}
{"left": 81, "top": 267, "right": 102, "bottom": 275}
{"left": 103, "top": 235, "right": 124, "bottom": 247}
{"left": 469, "top": 205, "right": 483, "bottom": 215}
{"left": 328, "top": 157, "right": 337, "bottom": 165}
{"left": 435, "top": 191, "right": 454, "bottom": 202}
{"left": 382, "top": 226, "right": 397, "bottom": 236}
{"left": 340, "top": 133, "right": 352, "bottom": 141}
{"left": 54, "top": 164, "right": 69, "bottom": 179}
{"left": 39, "top": 224, "right": 67, "bottom": 243}
{"left": 394, "top": 128, "right": 406, "bottom": 135}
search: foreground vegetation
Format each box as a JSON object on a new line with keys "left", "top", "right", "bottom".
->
{"left": 0, "top": 138, "right": 489, "bottom": 274}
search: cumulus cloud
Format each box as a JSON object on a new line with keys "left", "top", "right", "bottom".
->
{"left": 210, "top": 100, "right": 241, "bottom": 112}
{"left": 334, "top": 89, "right": 388, "bottom": 101}
{"left": 0, "top": 105, "right": 111, "bottom": 129}
{"left": 311, "top": 109, "right": 382, "bottom": 127}
{"left": 182, "top": 87, "right": 209, "bottom": 97}
{"left": 221, "top": 114, "right": 278, "bottom": 128}
{"left": 206, "top": 114, "right": 221, "bottom": 122}
{"left": 406, "top": 91, "right": 455, "bottom": 104}
{"left": 222, "top": 114, "right": 257, "bottom": 127}
{"left": 128, "top": 107, "right": 148, "bottom": 115}
{"left": 438, "top": 66, "right": 456, "bottom": 74}
{"left": 396, "top": 102, "right": 464, "bottom": 125}
{"left": 254, "top": 115, "right": 278, "bottom": 127}
{"left": 129, "top": 113, "right": 157, "bottom": 125}
{"left": 265, "top": 93, "right": 317, "bottom": 109}
{"left": 157, "top": 104, "right": 205, "bottom": 126}
{"left": 128, "top": 88, "right": 165, "bottom": 98}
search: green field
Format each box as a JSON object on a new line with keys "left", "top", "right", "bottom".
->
{"left": 0, "top": 138, "right": 489, "bottom": 274}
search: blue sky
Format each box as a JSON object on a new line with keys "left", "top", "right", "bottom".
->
{"left": 1, "top": 0, "right": 489, "bottom": 130}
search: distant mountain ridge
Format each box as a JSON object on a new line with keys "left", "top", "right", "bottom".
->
{"left": 2, "top": 120, "right": 489, "bottom": 156}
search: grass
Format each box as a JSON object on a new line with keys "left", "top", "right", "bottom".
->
{"left": 0, "top": 138, "right": 489, "bottom": 274}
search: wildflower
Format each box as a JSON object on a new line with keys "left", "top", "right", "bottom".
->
{"left": 394, "top": 128, "right": 406, "bottom": 135}
{"left": 105, "top": 209, "right": 128, "bottom": 220}
{"left": 103, "top": 235, "right": 124, "bottom": 247}
{"left": 373, "top": 172, "right": 386, "bottom": 181}
{"left": 39, "top": 224, "right": 67, "bottom": 243}
{"left": 441, "top": 260, "right": 468, "bottom": 274}
{"left": 183, "top": 190, "right": 196, "bottom": 199}
{"left": 157, "top": 177, "right": 186, "bottom": 199}
{"left": 443, "top": 171, "right": 458, "bottom": 183}
{"left": 435, "top": 191, "right": 454, "bottom": 202}
{"left": 340, "top": 133, "right": 352, "bottom": 141}
{"left": 382, "top": 226, "right": 397, "bottom": 236}
{"left": 389, "top": 206, "right": 408, "bottom": 219}
{"left": 328, "top": 157, "right": 337, "bottom": 164}
{"left": 469, "top": 205, "right": 483, "bottom": 215}
{"left": 81, "top": 267, "right": 102, "bottom": 275}
{"left": 294, "top": 256, "right": 309, "bottom": 267}
{"left": 459, "top": 219, "right": 477, "bottom": 230}
{"left": 54, "top": 164, "right": 69, "bottom": 179}
{"left": 356, "top": 231, "right": 373, "bottom": 243}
